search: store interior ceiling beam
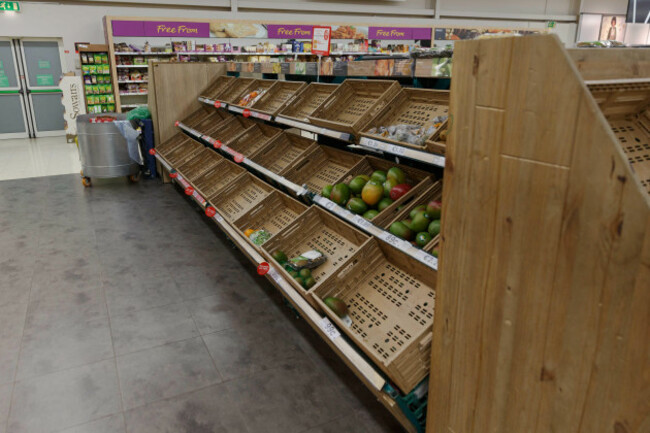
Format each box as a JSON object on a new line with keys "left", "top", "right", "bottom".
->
{"left": 236, "top": 1, "right": 435, "bottom": 17}
{"left": 439, "top": 9, "right": 578, "bottom": 22}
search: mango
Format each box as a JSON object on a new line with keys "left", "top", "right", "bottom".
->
{"left": 361, "top": 181, "right": 383, "bottom": 206}
{"left": 387, "top": 167, "right": 406, "bottom": 185}
{"left": 330, "top": 183, "right": 350, "bottom": 206}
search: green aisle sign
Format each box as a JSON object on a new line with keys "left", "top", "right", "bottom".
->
{"left": 0, "top": 2, "right": 20, "bottom": 12}
{"left": 36, "top": 74, "right": 54, "bottom": 86}
{"left": 38, "top": 60, "right": 50, "bottom": 69}
{"left": 0, "top": 74, "right": 9, "bottom": 87}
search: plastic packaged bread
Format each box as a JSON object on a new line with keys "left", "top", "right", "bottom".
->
{"left": 224, "top": 23, "right": 260, "bottom": 38}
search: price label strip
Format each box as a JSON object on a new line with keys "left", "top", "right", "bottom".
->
{"left": 359, "top": 137, "right": 445, "bottom": 168}
{"left": 229, "top": 106, "right": 244, "bottom": 114}
{"left": 192, "top": 190, "right": 206, "bottom": 206}
{"left": 268, "top": 266, "right": 286, "bottom": 285}
{"left": 251, "top": 111, "right": 272, "bottom": 121}
{"left": 319, "top": 317, "right": 341, "bottom": 340}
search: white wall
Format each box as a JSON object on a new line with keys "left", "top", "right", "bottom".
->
{"left": 0, "top": 0, "right": 579, "bottom": 74}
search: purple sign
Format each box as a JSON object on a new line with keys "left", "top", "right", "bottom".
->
{"left": 143, "top": 21, "right": 210, "bottom": 37}
{"left": 112, "top": 20, "right": 145, "bottom": 37}
{"left": 267, "top": 25, "right": 313, "bottom": 39}
{"left": 369, "top": 27, "right": 432, "bottom": 40}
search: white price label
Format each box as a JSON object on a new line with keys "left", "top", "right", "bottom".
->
{"left": 414, "top": 249, "right": 438, "bottom": 269}
{"left": 178, "top": 177, "right": 189, "bottom": 188}
{"left": 360, "top": 137, "right": 387, "bottom": 151}
{"left": 352, "top": 215, "right": 372, "bottom": 230}
{"left": 430, "top": 155, "right": 446, "bottom": 167}
{"left": 380, "top": 232, "right": 410, "bottom": 250}
{"left": 323, "top": 199, "right": 336, "bottom": 211}
{"left": 214, "top": 214, "right": 224, "bottom": 223}
{"left": 319, "top": 317, "right": 341, "bottom": 340}
{"left": 230, "top": 106, "right": 243, "bottom": 114}
{"left": 193, "top": 191, "right": 206, "bottom": 204}
{"left": 388, "top": 144, "right": 406, "bottom": 156}
{"left": 268, "top": 267, "right": 285, "bottom": 285}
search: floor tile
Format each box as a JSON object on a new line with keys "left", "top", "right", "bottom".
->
{"left": 8, "top": 359, "right": 121, "bottom": 433}
{"left": 0, "top": 383, "right": 12, "bottom": 433}
{"left": 17, "top": 317, "right": 113, "bottom": 380}
{"left": 117, "top": 337, "right": 221, "bottom": 410}
{"left": 202, "top": 319, "right": 302, "bottom": 381}
{"left": 102, "top": 266, "right": 182, "bottom": 318}
{"left": 124, "top": 384, "right": 249, "bottom": 433}
{"left": 29, "top": 260, "right": 102, "bottom": 300}
{"left": 25, "top": 287, "right": 107, "bottom": 331}
{"left": 109, "top": 302, "right": 198, "bottom": 355}
{"left": 0, "top": 137, "right": 80, "bottom": 182}
{"left": 0, "top": 303, "right": 28, "bottom": 385}
{"left": 225, "top": 356, "right": 356, "bottom": 433}
{"left": 186, "top": 295, "right": 278, "bottom": 336}
{"left": 56, "top": 414, "right": 125, "bottom": 433}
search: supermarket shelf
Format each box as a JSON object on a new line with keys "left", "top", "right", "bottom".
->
{"left": 118, "top": 80, "right": 148, "bottom": 83}
{"left": 119, "top": 92, "right": 148, "bottom": 96}
{"left": 227, "top": 105, "right": 273, "bottom": 121}
{"left": 311, "top": 195, "right": 438, "bottom": 271}
{"left": 115, "top": 52, "right": 175, "bottom": 55}
{"left": 116, "top": 65, "right": 148, "bottom": 68}
{"left": 121, "top": 104, "right": 146, "bottom": 108}
{"left": 175, "top": 121, "right": 438, "bottom": 271}
{"left": 359, "top": 137, "right": 445, "bottom": 168}
{"left": 198, "top": 96, "right": 228, "bottom": 109}
{"left": 173, "top": 51, "right": 371, "bottom": 56}
{"left": 176, "top": 121, "right": 309, "bottom": 196}
{"left": 153, "top": 151, "right": 387, "bottom": 393}
{"left": 197, "top": 96, "right": 445, "bottom": 166}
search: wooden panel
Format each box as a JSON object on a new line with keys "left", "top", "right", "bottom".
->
{"left": 568, "top": 48, "right": 650, "bottom": 81}
{"left": 150, "top": 62, "right": 226, "bottom": 146}
{"left": 428, "top": 34, "right": 650, "bottom": 433}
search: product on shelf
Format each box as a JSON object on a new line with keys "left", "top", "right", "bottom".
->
{"left": 323, "top": 296, "right": 349, "bottom": 319}
{"left": 367, "top": 118, "right": 446, "bottom": 147}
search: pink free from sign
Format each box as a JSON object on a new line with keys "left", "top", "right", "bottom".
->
{"left": 144, "top": 21, "right": 210, "bottom": 37}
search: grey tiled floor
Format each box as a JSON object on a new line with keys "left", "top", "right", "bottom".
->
{"left": 0, "top": 174, "right": 405, "bottom": 433}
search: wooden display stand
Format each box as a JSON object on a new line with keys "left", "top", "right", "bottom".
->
{"left": 427, "top": 34, "right": 649, "bottom": 433}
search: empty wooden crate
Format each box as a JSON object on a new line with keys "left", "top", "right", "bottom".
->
{"left": 176, "top": 148, "right": 224, "bottom": 183}
{"left": 249, "top": 131, "right": 317, "bottom": 175}
{"left": 233, "top": 190, "right": 309, "bottom": 252}
{"left": 163, "top": 139, "right": 204, "bottom": 167}
{"left": 193, "top": 160, "right": 247, "bottom": 201}
{"left": 308, "top": 79, "right": 401, "bottom": 135}
{"left": 157, "top": 133, "right": 192, "bottom": 156}
{"left": 208, "top": 116, "right": 254, "bottom": 144}
{"left": 360, "top": 88, "right": 449, "bottom": 152}
{"left": 210, "top": 172, "right": 274, "bottom": 221}
{"left": 180, "top": 105, "right": 215, "bottom": 127}
{"left": 282, "top": 145, "right": 364, "bottom": 195}
{"left": 312, "top": 238, "right": 436, "bottom": 394}
{"left": 276, "top": 83, "right": 338, "bottom": 123}
{"left": 261, "top": 206, "right": 370, "bottom": 307}
{"left": 248, "top": 81, "right": 307, "bottom": 116}
{"left": 200, "top": 75, "right": 236, "bottom": 100}
{"left": 214, "top": 77, "right": 257, "bottom": 103}
{"left": 227, "top": 123, "right": 282, "bottom": 157}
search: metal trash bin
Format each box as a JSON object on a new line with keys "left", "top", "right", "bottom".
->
{"left": 77, "top": 113, "right": 140, "bottom": 186}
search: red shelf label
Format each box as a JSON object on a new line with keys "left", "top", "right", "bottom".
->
{"left": 234, "top": 153, "right": 244, "bottom": 163}
{"left": 257, "top": 262, "right": 270, "bottom": 275}
{"left": 214, "top": 139, "right": 222, "bottom": 149}
{"left": 148, "top": 148, "right": 156, "bottom": 156}
{"left": 174, "top": 121, "right": 180, "bottom": 127}
{"left": 184, "top": 186, "right": 194, "bottom": 195}
{"left": 169, "top": 172, "right": 178, "bottom": 179}
{"left": 242, "top": 109, "right": 251, "bottom": 118}
{"left": 214, "top": 101, "right": 221, "bottom": 108}
{"left": 205, "top": 206, "right": 217, "bottom": 217}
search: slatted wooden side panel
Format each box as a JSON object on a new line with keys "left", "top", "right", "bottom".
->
{"left": 427, "top": 34, "right": 650, "bottom": 433}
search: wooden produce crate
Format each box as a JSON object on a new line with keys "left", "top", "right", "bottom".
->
{"left": 213, "top": 77, "right": 257, "bottom": 103}
{"left": 163, "top": 139, "right": 204, "bottom": 167}
{"left": 248, "top": 81, "right": 307, "bottom": 117}
{"left": 588, "top": 81, "right": 650, "bottom": 195}
{"left": 307, "top": 79, "right": 401, "bottom": 135}
{"left": 282, "top": 145, "right": 364, "bottom": 195}
{"left": 227, "top": 123, "right": 282, "bottom": 157}
{"left": 312, "top": 238, "right": 436, "bottom": 394}
{"left": 209, "top": 116, "right": 254, "bottom": 144}
{"left": 360, "top": 88, "right": 450, "bottom": 153}
{"left": 233, "top": 190, "right": 309, "bottom": 252}
{"left": 180, "top": 105, "right": 214, "bottom": 127}
{"left": 210, "top": 172, "right": 274, "bottom": 221}
{"left": 382, "top": 181, "right": 443, "bottom": 251}
{"left": 200, "top": 75, "right": 236, "bottom": 100}
{"left": 157, "top": 133, "right": 191, "bottom": 156}
{"left": 176, "top": 148, "right": 224, "bottom": 183}
{"left": 342, "top": 156, "right": 434, "bottom": 222}
{"left": 261, "top": 206, "right": 370, "bottom": 308}
{"left": 425, "top": 118, "right": 448, "bottom": 155}
{"left": 193, "top": 160, "right": 247, "bottom": 201}
{"left": 249, "top": 131, "right": 318, "bottom": 175}
{"left": 276, "top": 83, "right": 338, "bottom": 123}
{"left": 229, "top": 79, "right": 276, "bottom": 109}
{"left": 188, "top": 109, "right": 231, "bottom": 133}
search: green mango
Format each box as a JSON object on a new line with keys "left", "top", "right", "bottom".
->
{"left": 409, "top": 205, "right": 426, "bottom": 220}
{"left": 321, "top": 185, "right": 333, "bottom": 199}
{"left": 370, "top": 170, "right": 387, "bottom": 183}
{"left": 390, "top": 221, "right": 413, "bottom": 241}
{"left": 330, "top": 183, "right": 350, "bottom": 206}
{"left": 346, "top": 197, "right": 368, "bottom": 215}
{"left": 415, "top": 232, "right": 433, "bottom": 247}
{"left": 348, "top": 176, "right": 369, "bottom": 195}
{"left": 363, "top": 209, "right": 379, "bottom": 220}
{"left": 428, "top": 219, "right": 441, "bottom": 237}
{"left": 410, "top": 211, "right": 431, "bottom": 233}
{"left": 387, "top": 167, "right": 406, "bottom": 184}
{"left": 377, "top": 197, "right": 394, "bottom": 211}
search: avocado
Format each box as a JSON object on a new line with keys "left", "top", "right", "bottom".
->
{"left": 389, "top": 221, "right": 413, "bottom": 241}
{"left": 348, "top": 176, "right": 368, "bottom": 195}
{"left": 304, "top": 277, "right": 316, "bottom": 289}
{"left": 377, "top": 197, "right": 393, "bottom": 211}
{"left": 272, "top": 250, "right": 288, "bottom": 263}
{"left": 330, "top": 183, "right": 350, "bottom": 206}
{"left": 410, "top": 211, "right": 431, "bottom": 233}
{"left": 387, "top": 167, "right": 406, "bottom": 184}
{"left": 409, "top": 205, "right": 426, "bottom": 220}
{"left": 321, "top": 185, "right": 333, "bottom": 199}
{"left": 299, "top": 268, "right": 312, "bottom": 279}
{"left": 289, "top": 270, "right": 299, "bottom": 278}
{"left": 294, "top": 276, "right": 305, "bottom": 287}
{"left": 363, "top": 209, "right": 379, "bottom": 220}
{"left": 323, "top": 296, "right": 348, "bottom": 318}
{"left": 370, "top": 170, "right": 387, "bottom": 183}
{"left": 346, "top": 197, "right": 368, "bottom": 215}
{"left": 428, "top": 220, "right": 441, "bottom": 237}
{"left": 415, "top": 232, "right": 433, "bottom": 247}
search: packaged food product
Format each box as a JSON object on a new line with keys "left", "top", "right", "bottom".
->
{"left": 288, "top": 250, "right": 327, "bottom": 271}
